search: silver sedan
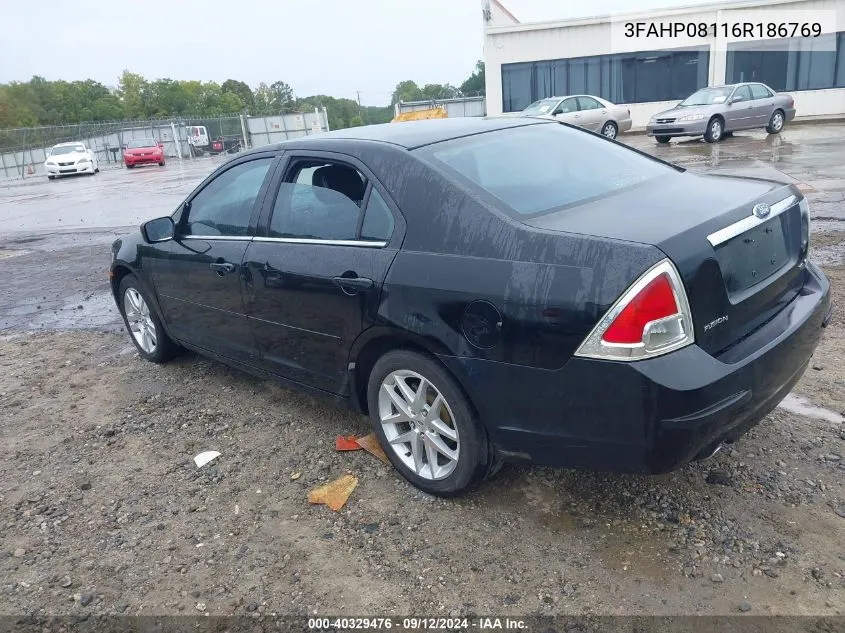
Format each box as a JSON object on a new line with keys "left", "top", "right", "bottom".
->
{"left": 646, "top": 82, "right": 796, "bottom": 144}
{"left": 520, "top": 95, "right": 633, "bottom": 139}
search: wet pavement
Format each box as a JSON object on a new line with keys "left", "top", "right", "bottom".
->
{"left": 0, "top": 123, "right": 843, "bottom": 333}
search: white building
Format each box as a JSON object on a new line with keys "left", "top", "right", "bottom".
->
{"left": 482, "top": 0, "right": 845, "bottom": 127}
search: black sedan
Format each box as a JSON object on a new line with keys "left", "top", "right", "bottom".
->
{"left": 110, "top": 117, "right": 832, "bottom": 496}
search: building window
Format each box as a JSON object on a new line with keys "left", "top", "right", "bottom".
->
{"left": 726, "top": 31, "right": 845, "bottom": 91}
{"left": 501, "top": 46, "right": 709, "bottom": 111}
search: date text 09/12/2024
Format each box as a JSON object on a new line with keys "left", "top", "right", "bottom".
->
{"left": 307, "top": 617, "right": 528, "bottom": 630}
{"left": 624, "top": 21, "right": 822, "bottom": 38}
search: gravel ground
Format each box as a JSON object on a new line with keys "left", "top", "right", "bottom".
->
{"left": 0, "top": 238, "right": 843, "bottom": 619}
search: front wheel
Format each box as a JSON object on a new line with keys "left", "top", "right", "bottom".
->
{"left": 366, "top": 350, "right": 492, "bottom": 497}
{"left": 704, "top": 117, "right": 724, "bottom": 143}
{"left": 601, "top": 121, "right": 618, "bottom": 139}
{"left": 118, "top": 274, "right": 179, "bottom": 363}
{"left": 766, "top": 109, "right": 785, "bottom": 134}
{"left": 159, "top": 161, "right": 166, "bottom": 167}
{"left": 655, "top": 135, "right": 671, "bottom": 144}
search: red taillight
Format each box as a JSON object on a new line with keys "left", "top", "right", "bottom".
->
{"left": 602, "top": 274, "right": 678, "bottom": 344}
{"left": 574, "top": 259, "right": 694, "bottom": 361}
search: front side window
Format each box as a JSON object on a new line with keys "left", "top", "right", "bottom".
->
{"left": 558, "top": 98, "right": 578, "bottom": 113}
{"left": 427, "top": 123, "right": 671, "bottom": 217}
{"left": 577, "top": 96, "right": 602, "bottom": 110}
{"left": 733, "top": 85, "right": 753, "bottom": 102}
{"left": 269, "top": 161, "right": 367, "bottom": 241}
{"left": 183, "top": 158, "right": 273, "bottom": 237}
{"left": 749, "top": 84, "right": 771, "bottom": 100}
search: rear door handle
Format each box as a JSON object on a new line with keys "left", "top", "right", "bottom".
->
{"left": 210, "top": 262, "right": 236, "bottom": 275}
{"left": 333, "top": 276, "right": 374, "bottom": 293}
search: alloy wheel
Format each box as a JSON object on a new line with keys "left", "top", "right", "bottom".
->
{"left": 123, "top": 288, "right": 157, "bottom": 353}
{"left": 710, "top": 119, "right": 722, "bottom": 140}
{"left": 602, "top": 123, "right": 617, "bottom": 139}
{"left": 378, "top": 370, "right": 460, "bottom": 480}
{"left": 772, "top": 112, "right": 783, "bottom": 131}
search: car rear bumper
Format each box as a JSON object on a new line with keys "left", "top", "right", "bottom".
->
{"left": 784, "top": 108, "right": 797, "bottom": 122}
{"left": 439, "top": 262, "right": 831, "bottom": 474}
{"left": 647, "top": 121, "right": 708, "bottom": 137}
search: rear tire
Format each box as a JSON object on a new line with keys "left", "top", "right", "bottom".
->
{"left": 118, "top": 274, "right": 179, "bottom": 363}
{"left": 766, "top": 109, "right": 785, "bottom": 134}
{"left": 159, "top": 161, "right": 165, "bottom": 167}
{"left": 366, "top": 350, "right": 491, "bottom": 497}
{"left": 601, "top": 121, "right": 618, "bottom": 139}
{"left": 704, "top": 116, "right": 724, "bottom": 143}
{"left": 47, "top": 175, "right": 55, "bottom": 180}
{"left": 656, "top": 135, "right": 671, "bottom": 144}
{"left": 126, "top": 164, "right": 134, "bottom": 169}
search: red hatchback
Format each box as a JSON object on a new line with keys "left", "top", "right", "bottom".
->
{"left": 124, "top": 138, "right": 165, "bottom": 168}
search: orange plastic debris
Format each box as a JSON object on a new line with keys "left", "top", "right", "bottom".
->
{"left": 355, "top": 433, "right": 390, "bottom": 465}
{"left": 307, "top": 474, "right": 358, "bottom": 511}
{"left": 335, "top": 435, "right": 362, "bottom": 451}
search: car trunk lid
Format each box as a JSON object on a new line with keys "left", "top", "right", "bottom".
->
{"left": 523, "top": 171, "right": 807, "bottom": 358}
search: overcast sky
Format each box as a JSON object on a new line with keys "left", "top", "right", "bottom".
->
{"left": 1, "top": 0, "right": 711, "bottom": 106}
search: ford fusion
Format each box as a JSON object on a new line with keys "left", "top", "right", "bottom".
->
{"left": 110, "top": 118, "right": 831, "bottom": 496}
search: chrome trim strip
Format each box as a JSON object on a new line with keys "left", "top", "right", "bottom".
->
{"left": 252, "top": 237, "right": 387, "bottom": 248}
{"left": 180, "top": 235, "right": 252, "bottom": 242}
{"left": 707, "top": 195, "right": 797, "bottom": 247}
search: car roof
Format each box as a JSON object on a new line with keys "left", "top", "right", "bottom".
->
{"left": 53, "top": 142, "right": 85, "bottom": 146}
{"left": 261, "top": 117, "right": 551, "bottom": 152}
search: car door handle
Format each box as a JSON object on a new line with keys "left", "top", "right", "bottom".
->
{"left": 210, "top": 262, "right": 236, "bottom": 275}
{"left": 333, "top": 276, "right": 373, "bottom": 292}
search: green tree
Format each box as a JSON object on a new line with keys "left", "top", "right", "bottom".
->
{"left": 349, "top": 115, "right": 364, "bottom": 127}
{"left": 391, "top": 80, "right": 424, "bottom": 105}
{"left": 116, "top": 70, "right": 148, "bottom": 119}
{"left": 254, "top": 81, "right": 295, "bottom": 114}
{"left": 460, "top": 60, "right": 485, "bottom": 97}
{"left": 221, "top": 79, "right": 254, "bottom": 110}
{"left": 420, "top": 83, "right": 461, "bottom": 100}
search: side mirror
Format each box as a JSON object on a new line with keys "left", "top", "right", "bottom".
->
{"left": 730, "top": 95, "right": 744, "bottom": 104}
{"left": 142, "top": 216, "right": 175, "bottom": 243}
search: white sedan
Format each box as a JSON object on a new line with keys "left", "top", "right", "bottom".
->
{"left": 520, "top": 95, "right": 633, "bottom": 139}
{"left": 45, "top": 142, "right": 100, "bottom": 179}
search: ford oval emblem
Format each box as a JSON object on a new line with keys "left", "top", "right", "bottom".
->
{"left": 753, "top": 203, "right": 771, "bottom": 219}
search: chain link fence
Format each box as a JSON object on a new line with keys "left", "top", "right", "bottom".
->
{"left": 0, "top": 109, "right": 330, "bottom": 180}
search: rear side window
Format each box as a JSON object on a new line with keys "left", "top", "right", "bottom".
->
{"left": 270, "top": 160, "right": 376, "bottom": 241}
{"left": 360, "top": 189, "right": 394, "bottom": 242}
{"left": 426, "top": 124, "right": 671, "bottom": 216}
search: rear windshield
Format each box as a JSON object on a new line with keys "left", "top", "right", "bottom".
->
{"left": 127, "top": 138, "right": 157, "bottom": 148}
{"left": 426, "top": 123, "right": 672, "bottom": 216}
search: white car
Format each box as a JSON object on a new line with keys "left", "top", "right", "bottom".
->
{"left": 44, "top": 142, "right": 100, "bottom": 179}
{"left": 519, "top": 95, "right": 633, "bottom": 139}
